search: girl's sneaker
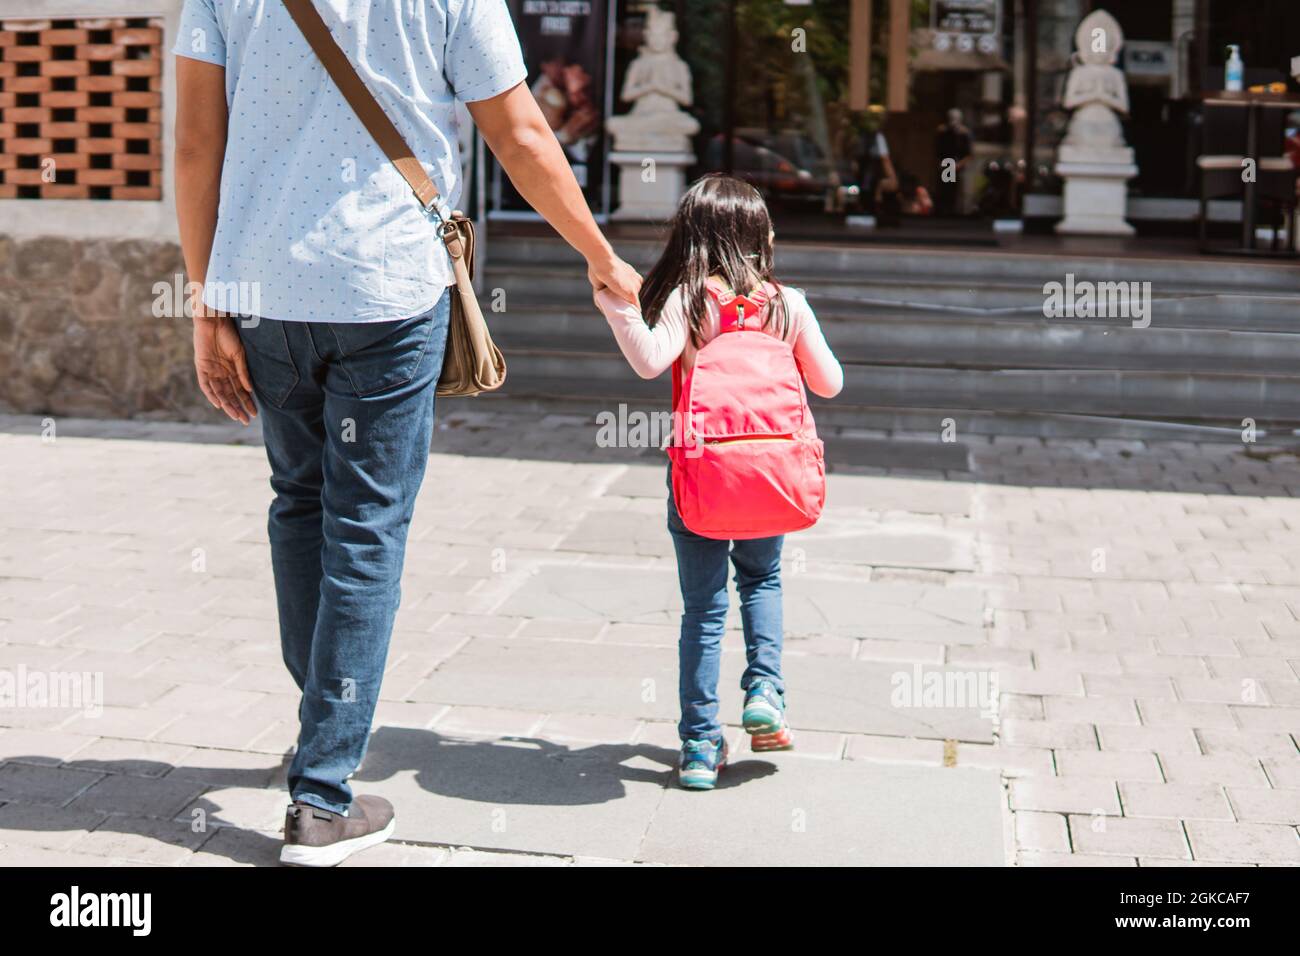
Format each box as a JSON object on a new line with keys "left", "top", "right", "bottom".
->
{"left": 678, "top": 736, "right": 729, "bottom": 790}
{"left": 743, "top": 680, "right": 795, "bottom": 752}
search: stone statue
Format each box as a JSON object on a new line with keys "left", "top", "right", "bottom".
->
{"left": 1061, "top": 9, "right": 1130, "bottom": 154}
{"left": 606, "top": 6, "right": 699, "bottom": 153}
{"left": 606, "top": 5, "right": 700, "bottom": 219}
{"left": 1055, "top": 9, "right": 1137, "bottom": 235}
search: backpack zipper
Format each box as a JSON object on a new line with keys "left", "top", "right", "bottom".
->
{"left": 703, "top": 435, "right": 795, "bottom": 446}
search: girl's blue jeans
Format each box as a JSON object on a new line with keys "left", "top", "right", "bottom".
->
{"left": 667, "top": 477, "right": 786, "bottom": 742}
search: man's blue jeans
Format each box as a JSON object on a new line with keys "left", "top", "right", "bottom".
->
{"left": 667, "top": 480, "right": 785, "bottom": 742}
{"left": 237, "top": 292, "right": 449, "bottom": 814}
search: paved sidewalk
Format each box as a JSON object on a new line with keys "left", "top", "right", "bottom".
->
{"left": 0, "top": 409, "right": 1296, "bottom": 866}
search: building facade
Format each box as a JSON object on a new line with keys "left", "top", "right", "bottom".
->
{"left": 591, "top": 0, "right": 1300, "bottom": 235}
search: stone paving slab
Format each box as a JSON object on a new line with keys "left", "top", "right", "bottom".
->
{"left": 793, "top": 525, "right": 975, "bottom": 572}
{"left": 825, "top": 474, "right": 975, "bottom": 515}
{"left": 638, "top": 760, "right": 1004, "bottom": 867}
{"left": 496, "top": 563, "right": 985, "bottom": 643}
{"left": 558, "top": 506, "right": 974, "bottom": 572}
{"left": 413, "top": 637, "right": 993, "bottom": 741}
{"left": 414, "top": 638, "right": 682, "bottom": 722}
{"left": 558, "top": 512, "right": 676, "bottom": 559}
{"left": 496, "top": 565, "right": 681, "bottom": 627}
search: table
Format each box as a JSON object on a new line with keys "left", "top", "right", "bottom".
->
{"left": 1201, "top": 90, "right": 1300, "bottom": 254}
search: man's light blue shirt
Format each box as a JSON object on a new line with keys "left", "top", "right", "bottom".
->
{"left": 174, "top": 0, "right": 526, "bottom": 323}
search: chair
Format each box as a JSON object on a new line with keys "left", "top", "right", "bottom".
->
{"left": 1197, "top": 102, "right": 1298, "bottom": 250}
{"left": 1254, "top": 108, "right": 1299, "bottom": 250}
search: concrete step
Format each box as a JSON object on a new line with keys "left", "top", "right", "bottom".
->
{"left": 485, "top": 266, "right": 1300, "bottom": 332}
{"left": 480, "top": 235, "right": 1300, "bottom": 429}
{"left": 804, "top": 287, "right": 1300, "bottom": 331}
{"left": 488, "top": 304, "right": 1300, "bottom": 374}
{"left": 473, "top": 392, "right": 1275, "bottom": 443}
{"left": 494, "top": 352, "right": 1300, "bottom": 425}
{"left": 485, "top": 234, "right": 1300, "bottom": 295}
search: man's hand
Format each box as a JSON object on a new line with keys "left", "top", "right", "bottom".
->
{"left": 468, "top": 85, "right": 643, "bottom": 305}
{"left": 587, "top": 252, "right": 642, "bottom": 304}
{"left": 193, "top": 310, "right": 256, "bottom": 425}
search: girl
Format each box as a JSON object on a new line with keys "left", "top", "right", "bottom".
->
{"left": 595, "top": 174, "right": 844, "bottom": 790}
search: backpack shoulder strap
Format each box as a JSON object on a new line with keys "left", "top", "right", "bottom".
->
{"left": 703, "top": 277, "right": 734, "bottom": 305}
{"left": 709, "top": 280, "right": 774, "bottom": 334}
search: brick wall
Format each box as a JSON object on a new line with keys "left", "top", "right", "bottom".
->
{"left": 0, "top": 16, "right": 164, "bottom": 201}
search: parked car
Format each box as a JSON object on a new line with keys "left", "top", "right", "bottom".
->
{"left": 702, "top": 128, "right": 858, "bottom": 208}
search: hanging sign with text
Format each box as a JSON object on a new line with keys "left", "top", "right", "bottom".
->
{"left": 503, "top": 0, "right": 610, "bottom": 210}
{"left": 931, "top": 0, "right": 1001, "bottom": 55}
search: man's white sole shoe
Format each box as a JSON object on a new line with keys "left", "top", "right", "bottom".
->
{"left": 279, "top": 818, "right": 396, "bottom": 867}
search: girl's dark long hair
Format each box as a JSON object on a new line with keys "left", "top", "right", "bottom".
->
{"left": 639, "top": 173, "right": 787, "bottom": 346}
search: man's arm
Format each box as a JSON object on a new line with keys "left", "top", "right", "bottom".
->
{"left": 174, "top": 55, "right": 254, "bottom": 424}
{"left": 175, "top": 56, "right": 225, "bottom": 312}
{"left": 467, "top": 83, "right": 641, "bottom": 303}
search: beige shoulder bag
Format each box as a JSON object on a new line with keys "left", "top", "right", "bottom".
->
{"left": 284, "top": 0, "right": 505, "bottom": 397}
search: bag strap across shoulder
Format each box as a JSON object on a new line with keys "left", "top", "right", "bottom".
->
{"left": 285, "top": 0, "right": 504, "bottom": 399}
{"left": 283, "top": 0, "right": 444, "bottom": 218}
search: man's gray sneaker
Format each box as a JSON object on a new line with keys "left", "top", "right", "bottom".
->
{"left": 280, "top": 795, "right": 396, "bottom": 867}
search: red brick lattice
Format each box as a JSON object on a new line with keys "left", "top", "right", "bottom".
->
{"left": 0, "top": 16, "right": 163, "bottom": 200}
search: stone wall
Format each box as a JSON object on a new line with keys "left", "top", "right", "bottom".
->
{"left": 0, "top": 234, "right": 217, "bottom": 421}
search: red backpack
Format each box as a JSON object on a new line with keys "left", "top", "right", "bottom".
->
{"left": 667, "top": 280, "right": 826, "bottom": 540}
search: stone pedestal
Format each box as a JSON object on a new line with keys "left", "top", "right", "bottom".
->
{"left": 609, "top": 151, "right": 695, "bottom": 221}
{"left": 1056, "top": 146, "right": 1137, "bottom": 236}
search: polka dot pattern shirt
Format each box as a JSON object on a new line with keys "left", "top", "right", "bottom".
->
{"left": 174, "top": 0, "right": 526, "bottom": 323}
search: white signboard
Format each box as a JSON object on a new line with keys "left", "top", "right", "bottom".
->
{"left": 931, "top": 0, "right": 1001, "bottom": 55}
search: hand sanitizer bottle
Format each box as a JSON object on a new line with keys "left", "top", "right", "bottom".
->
{"left": 1225, "top": 45, "right": 1244, "bottom": 91}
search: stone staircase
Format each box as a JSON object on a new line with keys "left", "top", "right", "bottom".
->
{"left": 481, "top": 233, "right": 1300, "bottom": 441}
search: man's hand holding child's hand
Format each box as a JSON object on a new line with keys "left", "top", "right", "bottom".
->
{"left": 588, "top": 251, "right": 642, "bottom": 306}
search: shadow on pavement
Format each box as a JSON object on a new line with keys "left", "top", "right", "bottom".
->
{"left": 355, "top": 726, "right": 777, "bottom": 799}
{"left": 0, "top": 731, "right": 779, "bottom": 864}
